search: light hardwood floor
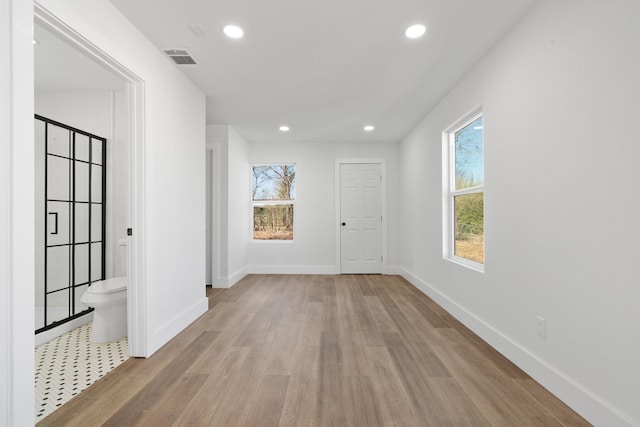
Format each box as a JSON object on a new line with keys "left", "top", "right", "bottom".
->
{"left": 38, "top": 274, "right": 590, "bottom": 426}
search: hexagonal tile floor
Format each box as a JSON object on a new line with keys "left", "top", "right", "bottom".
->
{"left": 35, "top": 323, "right": 128, "bottom": 421}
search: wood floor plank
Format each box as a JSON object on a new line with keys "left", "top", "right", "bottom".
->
{"left": 170, "top": 346, "right": 252, "bottom": 426}
{"left": 101, "top": 331, "right": 221, "bottom": 426}
{"left": 381, "top": 331, "right": 443, "bottom": 425}
{"left": 316, "top": 331, "right": 348, "bottom": 426}
{"left": 279, "top": 374, "right": 318, "bottom": 427}
{"left": 517, "top": 377, "right": 591, "bottom": 426}
{"left": 428, "top": 377, "right": 493, "bottom": 426}
{"left": 204, "top": 346, "right": 274, "bottom": 426}
{"left": 241, "top": 374, "right": 290, "bottom": 427}
{"left": 364, "top": 345, "right": 420, "bottom": 426}
{"left": 129, "top": 373, "right": 209, "bottom": 427}
{"left": 343, "top": 375, "right": 383, "bottom": 427}
{"left": 377, "top": 288, "right": 451, "bottom": 378}
{"left": 432, "top": 334, "right": 548, "bottom": 426}
{"left": 38, "top": 274, "right": 589, "bottom": 427}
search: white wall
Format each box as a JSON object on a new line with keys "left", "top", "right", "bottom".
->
{"left": 37, "top": 0, "right": 208, "bottom": 356}
{"left": 208, "top": 136, "right": 401, "bottom": 281}
{"left": 399, "top": 1, "right": 640, "bottom": 425}
{"left": 36, "top": 90, "right": 120, "bottom": 138}
{"left": 208, "top": 125, "right": 229, "bottom": 285}
{"left": 247, "top": 141, "right": 401, "bottom": 273}
{"left": 207, "top": 125, "right": 250, "bottom": 287}
{"left": 1, "top": 0, "right": 34, "bottom": 424}
{"left": 228, "top": 128, "right": 250, "bottom": 281}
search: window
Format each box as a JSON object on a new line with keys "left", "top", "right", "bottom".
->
{"left": 252, "top": 165, "right": 296, "bottom": 240}
{"left": 445, "top": 112, "right": 484, "bottom": 268}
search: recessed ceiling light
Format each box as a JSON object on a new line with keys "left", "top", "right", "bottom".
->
{"left": 364, "top": 125, "right": 375, "bottom": 132}
{"left": 279, "top": 125, "right": 290, "bottom": 132}
{"left": 405, "top": 24, "right": 426, "bottom": 39}
{"left": 223, "top": 25, "right": 244, "bottom": 39}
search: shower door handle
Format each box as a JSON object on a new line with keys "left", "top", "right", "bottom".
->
{"left": 49, "top": 212, "right": 58, "bottom": 235}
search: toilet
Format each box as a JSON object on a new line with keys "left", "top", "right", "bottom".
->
{"left": 81, "top": 239, "right": 128, "bottom": 343}
{"left": 81, "top": 277, "right": 127, "bottom": 342}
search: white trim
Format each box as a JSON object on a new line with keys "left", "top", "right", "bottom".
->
{"left": 34, "top": 3, "right": 148, "bottom": 357}
{"left": 149, "top": 297, "right": 208, "bottom": 355}
{"left": 228, "top": 267, "right": 249, "bottom": 288}
{"left": 205, "top": 149, "right": 212, "bottom": 285}
{"left": 443, "top": 106, "right": 484, "bottom": 272}
{"left": 3, "top": 0, "right": 34, "bottom": 423}
{"left": 1, "top": 1, "right": 14, "bottom": 423}
{"left": 210, "top": 268, "right": 249, "bottom": 289}
{"left": 445, "top": 254, "right": 484, "bottom": 273}
{"left": 126, "top": 81, "right": 147, "bottom": 357}
{"left": 105, "top": 90, "right": 115, "bottom": 279}
{"left": 248, "top": 265, "right": 339, "bottom": 275}
{"left": 399, "top": 267, "right": 635, "bottom": 427}
{"left": 335, "top": 159, "right": 388, "bottom": 274}
{"left": 210, "top": 279, "right": 229, "bottom": 289}
{"left": 385, "top": 265, "right": 404, "bottom": 275}
{"left": 206, "top": 144, "right": 223, "bottom": 289}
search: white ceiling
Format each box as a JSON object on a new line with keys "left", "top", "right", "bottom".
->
{"left": 34, "top": 24, "right": 124, "bottom": 92}
{"left": 109, "top": 0, "right": 536, "bottom": 143}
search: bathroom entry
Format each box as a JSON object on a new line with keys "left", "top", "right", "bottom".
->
{"left": 35, "top": 115, "right": 107, "bottom": 333}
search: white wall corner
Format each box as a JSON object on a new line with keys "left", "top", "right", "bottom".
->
{"left": 398, "top": 267, "right": 635, "bottom": 427}
{"left": 227, "top": 266, "right": 249, "bottom": 288}
{"left": 385, "top": 265, "right": 404, "bottom": 275}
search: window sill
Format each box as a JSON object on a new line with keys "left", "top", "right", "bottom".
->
{"left": 444, "top": 256, "right": 484, "bottom": 273}
{"left": 251, "top": 239, "right": 295, "bottom": 244}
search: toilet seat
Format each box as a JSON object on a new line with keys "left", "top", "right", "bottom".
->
{"left": 88, "top": 277, "right": 127, "bottom": 294}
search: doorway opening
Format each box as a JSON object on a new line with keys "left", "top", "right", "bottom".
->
{"left": 34, "top": 4, "right": 146, "bottom": 356}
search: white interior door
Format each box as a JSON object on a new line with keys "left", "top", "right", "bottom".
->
{"left": 340, "top": 163, "right": 382, "bottom": 274}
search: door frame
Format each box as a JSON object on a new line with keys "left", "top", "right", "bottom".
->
{"left": 335, "top": 159, "right": 388, "bottom": 274}
{"left": 35, "top": 4, "right": 148, "bottom": 357}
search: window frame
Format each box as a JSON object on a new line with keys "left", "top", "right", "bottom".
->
{"left": 443, "top": 108, "right": 484, "bottom": 272}
{"left": 250, "top": 164, "right": 296, "bottom": 242}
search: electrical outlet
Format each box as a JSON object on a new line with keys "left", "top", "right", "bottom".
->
{"left": 536, "top": 316, "right": 547, "bottom": 339}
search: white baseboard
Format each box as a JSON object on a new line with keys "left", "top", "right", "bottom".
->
{"left": 210, "top": 278, "right": 229, "bottom": 289}
{"left": 211, "top": 266, "right": 249, "bottom": 288}
{"left": 248, "top": 265, "right": 340, "bottom": 275}
{"left": 385, "top": 265, "right": 404, "bottom": 275}
{"left": 398, "top": 267, "right": 634, "bottom": 427}
{"left": 210, "top": 281, "right": 229, "bottom": 289}
{"left": 228, "top": 267, "right": 249, "bottom": 287}
{"left": 148, "top": 297, "right": 208, "bottom": 356}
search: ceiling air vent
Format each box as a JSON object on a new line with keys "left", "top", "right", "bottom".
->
{"left": 163, "top": 49, "right": 197, "bottom": 66}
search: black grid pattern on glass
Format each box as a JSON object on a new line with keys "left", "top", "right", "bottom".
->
{"left": 36, "top": 115, "right": 107, "bottom": 334}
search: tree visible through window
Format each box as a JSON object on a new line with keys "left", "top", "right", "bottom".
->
{"left": 448, "top": 114, "right": 484, "bottom": 266}
{"left": 252, "top": 165, "right": 295, "bottom": 240}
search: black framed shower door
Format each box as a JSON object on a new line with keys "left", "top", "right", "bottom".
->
{"left": 35, "top": 115, "right": 107, "bottom": 334}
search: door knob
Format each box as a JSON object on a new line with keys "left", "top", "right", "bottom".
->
{"left": 341, "top": 222, "right": 346, "bottom": 226}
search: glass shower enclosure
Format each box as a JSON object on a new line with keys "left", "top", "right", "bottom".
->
{"left": 35, "top": 115, "right": 107, "bottom": 334}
